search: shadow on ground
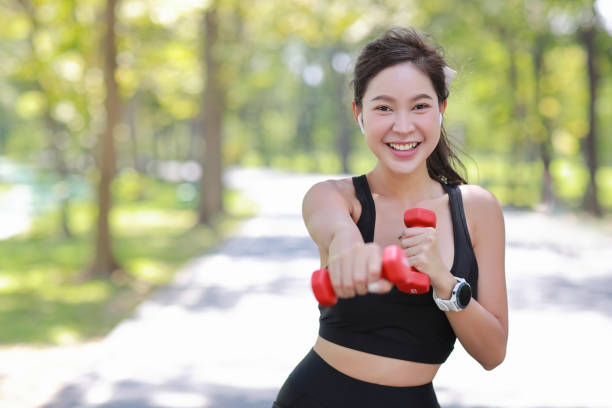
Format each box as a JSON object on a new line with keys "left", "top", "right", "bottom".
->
{"left": 43, "top": 373, "right": 279, "bottom": 408}
{"left": 510, "top": 274, "right": 612, "bottom": 317}
{"left": 146, "top": 274, "right": 305, "bottom": 312}
{"left": 220, "top": 236, "right": 318, "bottom": 261}
{"left": 43, "top": 377, "right": 582, "bottom": 408}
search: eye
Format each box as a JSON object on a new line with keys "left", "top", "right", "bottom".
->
{"left": 375, "top": 105, "right": 392, "bottom": 112}
{"left": 413, "top": 103, "right": 429, "bottom": 111}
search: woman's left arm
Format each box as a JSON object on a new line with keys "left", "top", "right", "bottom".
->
{"left": 445, "top": 185, "right": 508, "bottom": 370}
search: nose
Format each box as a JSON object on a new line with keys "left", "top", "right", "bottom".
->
{"left": 392, "top": 111, "right": 415, "bottom": 134}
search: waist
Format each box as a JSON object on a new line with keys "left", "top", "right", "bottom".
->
{"left": 313, "top": 336, "right": 440, "bottom": 387}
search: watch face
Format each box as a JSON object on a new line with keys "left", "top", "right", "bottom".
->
{"left": 457, "top": 283, "right": 472, "bottom": 308}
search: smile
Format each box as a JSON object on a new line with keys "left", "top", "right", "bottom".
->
{"left": 388, "top": 142, "right": 420, "bottom": 151}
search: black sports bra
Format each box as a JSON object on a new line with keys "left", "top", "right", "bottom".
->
{"left": 318, "top": 175, "right": 479, "bottom": 364}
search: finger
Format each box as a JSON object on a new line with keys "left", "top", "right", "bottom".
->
{"left": 403, "top": 228, "right": 430, "bottom": 240}
{"left": 423, "top": 231, "right": 437, "bottom": 248}
{"left": 400, "top": 236, "right": 421, "bottom": 249}
{"left": 367, "top": 245, "right": 382, "bottom": 284}
{"left": 402, "top": 245, "right": 420, "bottom": 258}
{"left": 340, "top": 254, "right": 355, "bottom": 298}
{"left": 401, "top": 227, "right": 429, "bottom": 238}
{"left": 368, "top": 279, "right": 394, "bottom": 294}
{"left": 328, "top": 259, "right": 342, "bottom": 298}
{"left": 353, "top": 249, "right": 368, "bottom": 296}
{"left": 334, "top": 257, "right": 347, "bottom": 298}
{"left": 379, "top": 279, "right": 394, "bottom": 293}
{"left": 408, "top": 254, "right": 426, "bottom": 272}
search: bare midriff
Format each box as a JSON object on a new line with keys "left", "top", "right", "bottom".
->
{"left": 313, "top": 336, "right": 441, "bottom": 387}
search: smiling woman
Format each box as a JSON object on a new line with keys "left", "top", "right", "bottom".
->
{"left": 273, "top": 27, "right": 508, "bottom": 408}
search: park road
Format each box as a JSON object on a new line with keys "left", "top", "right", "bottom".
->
{"left": 12, "top": 167, "right": 612, "bottom": 407}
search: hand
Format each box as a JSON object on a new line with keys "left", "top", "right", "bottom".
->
{"left": 400, "top": 226, "right": 452, "bottom": 293}
{"left": 327, "top": 242, "right": 393, "bottom": 299}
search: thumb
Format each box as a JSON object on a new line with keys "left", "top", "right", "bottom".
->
{"left": 367, "top": 279, "right": 394, "bottom": 294}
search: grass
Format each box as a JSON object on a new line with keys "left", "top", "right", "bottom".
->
{"left": 0, "top": 175, "right": 257, "bottom": 346}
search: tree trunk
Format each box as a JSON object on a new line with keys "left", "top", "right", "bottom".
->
{"left": 89, "top": 0, "right": 121, "bottom": 277}
{"left": 198, "top": 5, "right": 225, "bottom": 224}
{"left": 532, "top": 37, "right": 556, "bottom": 210}
{"left": 295, "top": 85, "right": 315, "bottom": 153}
{"left": 126, "top": 95, "right": 142, "bottom": 173}
{"left": 334, "top": 67, "right": 351, "bottom": 174}
{"left": 45, "top": 114, "right": 72, "bottom": 238}
{"left": 580, "top": 24, "right": 602, "bottom": 216}
{"left": 505, "top": 41, "right": 522, "bottom": 203}
{"left": 253, "top": 103, "right": 270, "bottom": 165}
{"left": 190, "top": 117, "right": 200, "bottom": 161}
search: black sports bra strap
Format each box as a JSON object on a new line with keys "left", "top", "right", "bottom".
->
{"left": 352, "top": 175, "right": 376, "bottom": 243}
{"left": 442, "top": 184, "right": 474, "bottom": 250}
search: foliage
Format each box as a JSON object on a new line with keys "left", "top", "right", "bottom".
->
{"left": 1, "top": 0, "right": 611, "bottom": 212}
{"left": 0, "top": 176, "right": 255, "bottom": 345}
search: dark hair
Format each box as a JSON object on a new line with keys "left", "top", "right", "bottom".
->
{"left": 351, "top": 27, "right": 467, "bottom": 185}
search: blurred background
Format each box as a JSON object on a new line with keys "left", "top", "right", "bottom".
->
{"left": 1, "top": 0, "right": 611, "bottom": 367}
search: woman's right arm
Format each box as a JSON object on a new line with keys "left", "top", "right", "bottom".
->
{"left": 302, "top": 181, "right": 390, "bottom": 298}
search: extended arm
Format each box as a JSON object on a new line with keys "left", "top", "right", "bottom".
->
{"left": 303, "top": 180, "right": 388, "bottom": 298}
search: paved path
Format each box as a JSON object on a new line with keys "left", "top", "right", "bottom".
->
{"left": 3, "top": 168, "right": 612, "bottom": 408}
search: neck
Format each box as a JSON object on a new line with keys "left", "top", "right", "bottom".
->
{"left": 367, "top": 162, "right": 442, "bottom": 206}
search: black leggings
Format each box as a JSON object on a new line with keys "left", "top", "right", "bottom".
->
{"left": 272, "top": 349, "right": 440, "bottom": 408}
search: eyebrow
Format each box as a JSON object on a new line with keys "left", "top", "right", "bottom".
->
{"left": 370, "top": 93, "right": 434, "bottom": 103}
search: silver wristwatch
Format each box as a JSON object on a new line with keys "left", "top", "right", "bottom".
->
{"left": 433, "top": 277, "right": 472, "bottom": 312}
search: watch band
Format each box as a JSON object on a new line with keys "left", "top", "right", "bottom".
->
{"left": 432, "top": 277, "right": 470, "bottom": 312}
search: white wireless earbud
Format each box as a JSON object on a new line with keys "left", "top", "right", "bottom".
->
{"left": 358, "top": 113, "right": 365, "bottom": 134}
{"left": 439, "top": 113, "right": 443, "bottom": 125}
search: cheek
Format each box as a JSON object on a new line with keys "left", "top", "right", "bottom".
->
{"left": 418, "top": 117, "right": 441, "bottom": 154}
{"left": 368, "top": 116, "right": 391, "bottom": 131}
{"left": 363, "top": 118, "right": 389, "bottom": 144}
{"left": 364, "top": 135, "right": 380, "bottom": 152}
{"left": 420, "top": 116, "right": 441, "bottom": 139}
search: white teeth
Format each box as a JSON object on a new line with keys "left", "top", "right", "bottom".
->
{"left": 389, "top": 142, "right": 419, "bottom": 151}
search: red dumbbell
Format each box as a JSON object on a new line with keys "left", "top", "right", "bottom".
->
{"left": 394, "top": 208, "right": 436, "bottom": 295}
{"left": 311, "top": 208, "right": 437, "bottom": 305}
{"left": 311, "top": 244, "right": 411, "bottom": 307}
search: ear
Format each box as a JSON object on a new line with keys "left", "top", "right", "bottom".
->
{"left": 351, "top": 101, "right": 361, "bottom": 125}
{"left": 352, "top": 101, "right": 364, "bottom": 134}
{"left": 439, "top": 99, "right": 447, "bottom": 115}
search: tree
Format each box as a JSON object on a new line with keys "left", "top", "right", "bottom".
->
{"left": 579, "top": 5, "right": 603, "bottom": 216}
{"left": 89, "top": 0, "right": 121, "bottom": 277}
{"left": 198, "top": 2, "right": 226, "bottom": 224}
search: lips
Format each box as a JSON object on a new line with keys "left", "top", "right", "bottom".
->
{"left": 386, "top": 141, "right": 421, "bottom": 157}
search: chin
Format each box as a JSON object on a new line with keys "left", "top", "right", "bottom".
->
{"left": 381, "top": 160, "right": 422, "bottom": 176}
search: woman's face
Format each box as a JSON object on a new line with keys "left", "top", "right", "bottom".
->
{"left": 355, "top": 62, "right": 445, "bottom": 175}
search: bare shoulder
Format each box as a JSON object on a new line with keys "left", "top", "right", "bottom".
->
{"left": 458, "top": 184, "right": 505, "bottom": 247}
{"left": 302, "top": 177, "right": 361, "bottom": 250}
{"left": 304, "top": 177, "right": 354, "bottom": 199}
{"left": 459, "top": 184, "right": 502, "bottom": 209}
{"left": 331, "top": 177, "right": 358, "bottom": 202}
{"left": 303, "top": 177, "right": 358, "bottom": 214}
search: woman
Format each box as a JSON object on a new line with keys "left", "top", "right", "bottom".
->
{"left": 273, "top": 27, "right": 508, "bottom": 408}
